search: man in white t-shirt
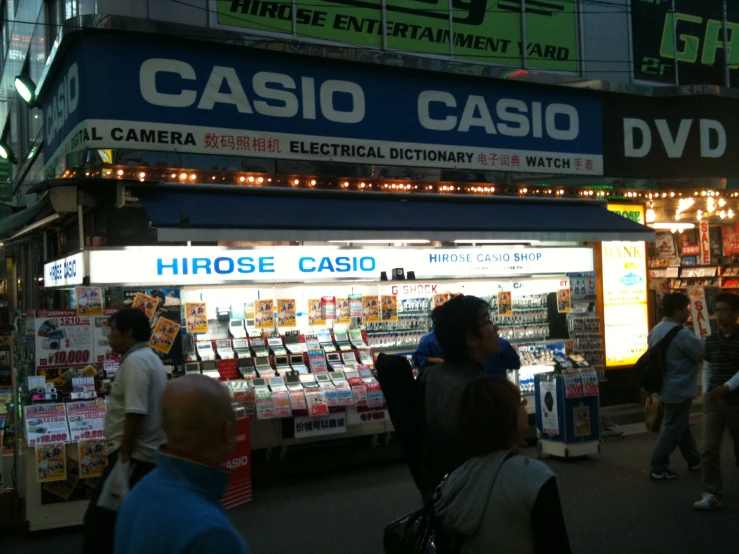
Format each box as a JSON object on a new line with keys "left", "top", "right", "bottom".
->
{"left": 83, "top": 308, "right": 168, "bottom": 554}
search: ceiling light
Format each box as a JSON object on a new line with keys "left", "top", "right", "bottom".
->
{"left": 649, "top": 223, "right": 695, "bottom": 230}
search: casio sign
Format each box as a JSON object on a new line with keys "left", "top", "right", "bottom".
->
{"left": 418, "top": 91, "right": 579, "bottom": 139}
{"left": 224, "top": 455, "right": 249, "bottom": 470}
{"left": 140, "top": 59, "right": 365, "bottom": 124}
{"left": 46, "top": 63, "right": 80, "bottom": 145}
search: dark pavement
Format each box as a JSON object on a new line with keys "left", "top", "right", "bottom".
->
{"left": 3, "top": 424, "right": 739, "bottom": 553}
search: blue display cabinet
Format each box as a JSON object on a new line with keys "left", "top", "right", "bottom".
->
{"left": 535, "top": 369, "right": 601, "bottom": 459}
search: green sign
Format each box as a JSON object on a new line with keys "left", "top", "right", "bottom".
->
{"left": 215, "top": 1, "right": 577, "bottom": 71}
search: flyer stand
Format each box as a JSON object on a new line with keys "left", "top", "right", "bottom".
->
{"left": 535, "top": 358, "right": 601, "bottom": 459}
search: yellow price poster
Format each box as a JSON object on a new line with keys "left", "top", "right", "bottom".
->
{"left": 149, "top": 317, "right": 181, "bottom": 354}
{"left": 132, "top": 292, "right": 159, "bottom": 321}
{"left": 277, "top": 299, "right": 297, "bottom": 327}
{"left": 557, "top": 288, "right": 572, "bottom": 313}
{"left": 76, "top": 287, "right": 103, "bottom": 317}
{"left": 185, "top": 302, "right": 208, "bottom": 334}
{"left": 363, "top": 296, "right": 379, "bottom": 323}
{"left": 381, "top": 296, "right": 398, "bottom": 322}
{"left": 79, "top": 439, "right": 108, "bottom": 479}
{"left": 497, "top": 291, "right": 512, "bottom": 316}
{"left": 36, "top": 442, "right": 67, "bottom": 483}
{"left": 308, "top": 299, "right": 325, "bottom": 326}
{"left": 255, "top": 299, "right": 275, "bottom": 329}
{"left": 336, "top": 298, "right": 351, "bottom": 325}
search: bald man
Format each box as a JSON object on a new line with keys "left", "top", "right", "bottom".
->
{"left": 114, "top": 375, "right": 250, "bottom": 554}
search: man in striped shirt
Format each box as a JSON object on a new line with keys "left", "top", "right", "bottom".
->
{"left": 694, "top": 293, "right": 739, "bottom": 511}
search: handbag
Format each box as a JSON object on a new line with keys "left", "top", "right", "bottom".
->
{"left": 645, "top": 393, "right": 664, "bottom": 432}
{"left": 383, "top": 476, "right": 460, "bottom": 554}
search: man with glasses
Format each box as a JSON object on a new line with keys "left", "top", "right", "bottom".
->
{"left": 694, "top": 294, "right": 739, "bottom": 510}
{"left": 421, "top": 295, "right": 501, "bottom": 497}
{"left": 83, "top": 308, "right": 168, "bottom": 554}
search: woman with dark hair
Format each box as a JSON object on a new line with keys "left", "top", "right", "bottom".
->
{"left": 434, "top": 377, "right": 571, "bottom": 554}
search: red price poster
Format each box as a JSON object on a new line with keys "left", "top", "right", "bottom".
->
{"left": 66, "top": 400, "right": 106, "bottom": 442}
{"left": 25, "top": 404, "right": 70, "bottom": 447}
{"left": 35, "top": 310, "right": 93, "bottom": 368}
{"left": 222, "top": 416, "right": 252, "bottom": 509}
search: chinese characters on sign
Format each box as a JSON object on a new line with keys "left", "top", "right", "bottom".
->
{"left": 294, "top": 413, "right": 347, "bottom": 439}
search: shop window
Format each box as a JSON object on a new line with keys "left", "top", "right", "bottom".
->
{"left": 0, "top": 1, "right": 8, "bottom": 74}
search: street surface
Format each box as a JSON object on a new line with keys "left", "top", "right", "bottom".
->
{"left": 3, "top": 424, "right": 739, "bottom": 553}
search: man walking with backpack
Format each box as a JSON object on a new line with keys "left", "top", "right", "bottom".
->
{"left": 693, "top": 293, "right": 739, "bottom": 510}
{"left": 648, "top": 293, "right": 704, "bottom": 481}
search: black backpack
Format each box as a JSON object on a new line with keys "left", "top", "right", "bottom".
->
{"left": 634, "top": 326, "right": 682, "bottom": 393}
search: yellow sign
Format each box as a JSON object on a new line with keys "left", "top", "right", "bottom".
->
{"left": 601, "top": 242, "right": 648, "bottom": 305}
{"left": 604, "top": 303, "right": 649, "bottom": 367}
{"left": 185, "top": 302, "right": 208, "bottom": 334}
{"left": 607, "top": 203, "right": 646, "bottom": 225}
{"left": 36, "top": 442, "right": 67, "bottom": 483}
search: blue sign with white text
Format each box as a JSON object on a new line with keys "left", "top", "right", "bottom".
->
{"left": 41, "top": 33, "right": 603, "bottom": 176}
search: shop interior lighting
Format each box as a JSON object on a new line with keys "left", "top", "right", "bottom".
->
{"left": 14, "top": 74, "right": 36, "bottom": 105}
{"left": 649, "top": 223, "right": 696, "bottom": 230}
{"left": 646, "top": 209, "right": 656, "bottom": 223}
{"left": 453, "top": 240, "right": 542, "bottom": 245}
{"left": 0, "top": 142, "right": 18, "bottom": 164}
{"left": 328, "top": 240, "right": 431, "bottom": 244}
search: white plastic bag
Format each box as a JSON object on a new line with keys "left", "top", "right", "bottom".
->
{"left": 97, "top": 460, "right": 131, "bottom": 512}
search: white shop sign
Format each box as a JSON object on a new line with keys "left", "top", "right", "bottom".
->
{"left": 87, "top": 246, "right": 594, "bottom": 285}
{"left": 43, "top": 252, "right": 87, "bottom": 288}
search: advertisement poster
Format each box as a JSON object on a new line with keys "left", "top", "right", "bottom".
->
{"left": 185, "top": 302, "right": 208, "bottom": 334}
{"left": 322, "top": 296, "right": 336, "bottom": 321}
{"left": 562, "top": 369, "right": 583, "bottom": 399}
{"left": 655, "top": 232, "right": 677, "bottom": 258}
{"left": 573, "top": 406, "right": 591, "bottom": 438}
{"left": 722, "top": 225, "right": 739, "bottom": 256}
{"left": 78, "top": 439, "right": 107, "bottom": 479}
{"left": 36, "top": 442, "right": 67, "bottom": 483}
{"left": 149, "top": 317, "right": 181, "bottom": 354}
{"left": 381, "top": 295, "right": 398, "bottom": 322}
{"left": 335, "top": 298, "right": 351, "bottom": 325}
{"left": 255, "top": 299, "right": 275, "bottom": 329}
{"left": 631, "top": 0, "right": 731, "bottom": 86}
{"left": 601, "top": 242, "right": 648, "bottom": 305}
{"left": 363, "top": 296, "right": 379, "bottom": 323}
{"left": 214, "top": 0, "right": 578, "bottom": 72}
{"left": 604, "top": 303, "right": 649, "bottom": 367}
{"left": 349, "top": 295, "right": 363, "bottom": 318}
{"left": 497, "top": 291, "right": 512, "bottom": 316}
{"left": 75, "top": 287, "right": 103, "bottom": 317}
{"left": 434, "top": 293, "right": 451, "bottom": 307}
{"left": 221, "top": 416, "right": 252, "bottom": 509}
{"left": 539, "top": 380, "right": 560, "bottom": 436}
{"left": 124, "top": 289, "right": 182, "bottom": 365}
{"left": 35, "top": 310, "right": 93, "bottom": 368}
{"left": 277, "top": 299, "right": 296, "bottom": 327}
{"left": 688, "top": 287, "right": 712, "bottom": 341}
{"left": 41, "top": 452, "right": 80, "bottom": 503}
{"left": 25, "top": 404, "right": 70, "bottom": 447}
{"left": 556, "top": 288, "right": 571, "bottom": 313}
{"left": 308, "top": 299, "right": 325, "bottom": 326}
{"left": 66, "top": 400, "right": 106, "bottom": 442}
{"left": 132, "top": 292, "right": 159, "bottom": 320}
{"left": 699, "top": 221, "right": 711, "bottom": 265}
{"left": 578, "top": 367, "right": 600, "bottom": 397}
{"left": 92, "top": 308, "right": 120, "bottom": 364}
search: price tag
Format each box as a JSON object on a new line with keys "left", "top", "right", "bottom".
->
{"left": 35, "top": 310, "right": 93, "bottom": 368}
{"left": 25, "top": 404, "right": 70, "bottom": 447}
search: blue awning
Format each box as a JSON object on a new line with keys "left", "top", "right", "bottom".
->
{"left": 135, "top": 186, "right": 654, "bottom": 243}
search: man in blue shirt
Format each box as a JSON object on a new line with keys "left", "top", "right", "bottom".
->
{"left": 648, "top": 293, "right": 704, "bottom": 481}
{"left": 413, "top": 308, "right": 444, "bottom": 372}
{"left": 484, "top": 333, "right": 521, "bottom": 377}
{"left": 115, "top": 375, "right": 249, "bottom": 554}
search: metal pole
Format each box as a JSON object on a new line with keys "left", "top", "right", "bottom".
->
{"left": 382, "top": 0, "right": 388, "bottom": 50}
{"left": 723, "top": 0, "right": 731, "bottom": 88}
{"left": 671, "top": 0, "right": 680, "bottom": 86}
{"left": 78, "top": 205, "right": 84, "bottom": 250}
{"left": 42, "top": 231, "right": 47, "bottom": 261}
{"left": 521, "top": 0, "right": 528, "bottom": 70}
{"left": 448, "top": 0, "right": 455, "bottom": 59}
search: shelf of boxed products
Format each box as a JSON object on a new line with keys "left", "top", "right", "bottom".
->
{"left": 649, "top": 258, "right": 739, "bottom": 291}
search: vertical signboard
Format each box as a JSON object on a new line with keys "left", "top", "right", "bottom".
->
{"left": 699, "top": 220, "right": 711, "bottom": 265}
{"left": 603, "top": 204, "right": 649, "bottom": 367}
{"left": 688, "top": 287, "right": 712, "bottom": 340}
